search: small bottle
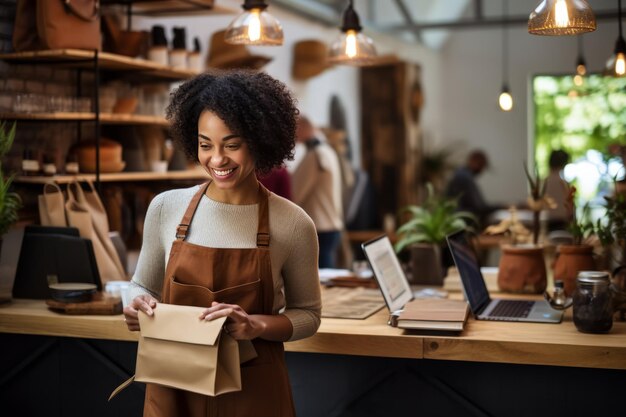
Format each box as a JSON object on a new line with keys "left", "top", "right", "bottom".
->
{"left": 551, "top": 280, "right": 568, "bottom": 308}
{"left": 22, "top": 149, "right": 40, "bottom": 176}
{"left": 169, "top": 27, "right": 187, "bottom": 69}
{"left": 188, "top": 37, "right": 203, "bottom": 73}
{"left": 148, "top": 25, "right": 168, "bottom": 66}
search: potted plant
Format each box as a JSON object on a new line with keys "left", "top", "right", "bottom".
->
{"left": 394, "top": 183, "right": 475, "bottom": 285}
{"left": 0, "top": 121, "right": 22, "bottom": 253}
{"left": 553, "top": 201, "right": 596, "bottom": 296}
{"left": 496, "top": 164, "right": 555, "bottom": 294}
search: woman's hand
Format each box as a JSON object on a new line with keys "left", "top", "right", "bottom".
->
{"left": 123, "top": 295, "right": 157, "bottom": 331}
{"left": 199, "top": 302, "right": 266, "bottom": 341}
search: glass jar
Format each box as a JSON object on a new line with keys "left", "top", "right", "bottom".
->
{"left": 573, "top": 271, "right": 613, "bottom": 334}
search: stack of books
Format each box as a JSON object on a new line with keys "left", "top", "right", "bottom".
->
{"left": 392, "top": 298, "right": 470, "bottom": 332}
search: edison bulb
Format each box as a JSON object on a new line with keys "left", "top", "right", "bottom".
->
{"left": 499, "top": 91, "right": 513, "bottom": 111}
{"left": 615, "top": 52, "right": 626, "bottom": 76}
{"left": 345, "top": 30, "right": 358, "bottom": 58}
{"left": 247, "top": 9, "right": 261, "bottom": 42}
{"left": 573, "top": 74, "right": 584, "bottom": 86}
{"left": 554, "top": 0, "right": 570, "bottom": 27}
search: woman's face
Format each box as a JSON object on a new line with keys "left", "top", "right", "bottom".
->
{"left": 197, "top": 110, "right": 256, "bottom": 193}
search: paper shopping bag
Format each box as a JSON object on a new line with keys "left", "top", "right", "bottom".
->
{"left": 110, "top": 303, "right": 256, "bottom": 400}
{"left": 38, "top": 182, "right": 68, "bottom": 227}
{"left": 65, "top": 180, "right": 126, "bottom": 283}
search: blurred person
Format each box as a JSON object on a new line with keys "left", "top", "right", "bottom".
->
{"left": 259, "top": 165, "right": 292, "bottom": 200}
{"left": 292, "top": 115, "right": 344, "bottom": 268}
{"left": 445, "top": 149, "right": 498, "bottom": 227}
{"left": 545, "top": 149, "right": 574, "bottom": 231}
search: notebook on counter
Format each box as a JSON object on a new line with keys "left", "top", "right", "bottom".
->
{"left": 445, "top": 230, "right": 563, "bottom": 324}
{"left": 361, "top": 235, "right": 469, "bottom": 332}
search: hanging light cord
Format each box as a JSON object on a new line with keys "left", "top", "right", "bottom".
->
{"left": 502, "top": 0, "right": 508, "bottom": 87}
{"left": 617, "top": 0, "right": 622, "bottom": 38}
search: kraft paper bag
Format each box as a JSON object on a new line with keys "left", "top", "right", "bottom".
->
{"left": 65, "top": 180, "right": 126, "bottom": 283}
{"left": 110, "top": 303, "right": 257, "bottom": 400}
{"left": 38, "top": 182, "right": 68, "bottom": 227}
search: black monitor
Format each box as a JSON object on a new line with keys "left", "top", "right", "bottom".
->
{"left": 12, "top": 226, "right": 102, "bottom": 299}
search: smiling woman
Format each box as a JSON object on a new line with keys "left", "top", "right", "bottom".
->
{"left": 122, "top": 70, "right": 321, "bottom": 417}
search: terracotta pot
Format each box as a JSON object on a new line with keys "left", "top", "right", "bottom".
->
{"left": 409, "top": 244, "right": 443, "bottom": 286}
{"left": 553, "top": 244, "right": 596, "bottom": 296}
{"left": 498, "top": 245, "right": 547, "bottom": 294}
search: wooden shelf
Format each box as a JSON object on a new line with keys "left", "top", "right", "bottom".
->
{"left": 0, "top": 49, "right": 199, "bottom": 80}
{"left": 0, "top": 112, "right": 168, "bottom": 126}
{"left": 14, "top": 169, "right": 208, "bottom": 184}
{"left": 100, "top": 0, "right": 236, "bottom": 16}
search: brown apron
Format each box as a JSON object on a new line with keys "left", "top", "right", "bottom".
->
{"left": 143, "top": 182, "right": 296, "bottom": 417}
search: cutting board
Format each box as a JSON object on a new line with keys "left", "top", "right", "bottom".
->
{"left": 46, "top": 293, "right": 123, "bottom": 315}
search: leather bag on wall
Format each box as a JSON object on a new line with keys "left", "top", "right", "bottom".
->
{"left": 109, "top": 303, "right": 258, "bottom": 399}
{"left": 13, "top": 0, "right": 101, "bottom": 52}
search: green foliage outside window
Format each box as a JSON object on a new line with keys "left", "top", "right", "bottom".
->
{"left": 533, "top": 74, "right": 626, "bottom": 207}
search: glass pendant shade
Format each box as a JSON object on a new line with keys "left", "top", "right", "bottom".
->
{"left": 328, "top": 0, "right": 377, "bottom": 66}
{"left": 499, "top": 87, "right": 513, "bottom": 112}
{"left": 328, "top": 30, "right": 377, "bottom": 66}
{"left": 528, "top": 0, "right": 596, "bottom": 35}
{"left": 224, "top": 1, "right": 283, "bottom": 46}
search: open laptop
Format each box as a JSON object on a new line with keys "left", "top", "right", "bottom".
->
{"left": 361, "top": 235, "right": 448, "bottom": 315}
{"left": 445, "top": 229, "right": 563, "bottom": 323}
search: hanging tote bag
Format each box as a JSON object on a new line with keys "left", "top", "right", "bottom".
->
{"left": 13, "top": 0, "right": 101, "bottom": 52}
{"left": 65, "top": 180, "right": 126, "bottom": 283}
{"left": 109, "top": 304, "right": 258, "bottom": 400}
{"left": 38, "top": 182, "right": 68, "bottom": 227}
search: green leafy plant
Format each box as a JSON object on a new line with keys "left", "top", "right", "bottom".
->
{"left": 568, "top": 201, "right": 594, "bottom": 245}
{"left": 0, "top": 121, "right": 21, "bottom": 236}
{"left": 394, "top": 183, "right": 476, "bottom": 253}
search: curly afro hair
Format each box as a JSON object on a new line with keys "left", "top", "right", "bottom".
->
{"left": 166, "top": 70, "right": 298, "bottom": 175}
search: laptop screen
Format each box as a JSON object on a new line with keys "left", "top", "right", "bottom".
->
{"left": 361, "top": 235, "right": 413, "bottom": 312}
{"left": 446, "top": 230, "right": 490, "bottom": 314}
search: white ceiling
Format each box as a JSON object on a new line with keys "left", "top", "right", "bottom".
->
{"left": 272, "top": 0, "right": 624, "bottom": 50}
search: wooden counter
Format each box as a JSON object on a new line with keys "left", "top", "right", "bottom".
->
{"left": 2, "top": 297, "right": 625, "bottom": 370}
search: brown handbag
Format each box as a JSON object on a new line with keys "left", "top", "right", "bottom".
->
{"left": 13, "top": 0, "right": 101, "bottom": 52}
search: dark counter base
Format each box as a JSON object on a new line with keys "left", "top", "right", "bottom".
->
{"left": 2, "top": 334, "right": 625, "bottom": 417}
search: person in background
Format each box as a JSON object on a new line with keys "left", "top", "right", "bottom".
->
{"left": 545, "top": 149, "right": 573, "bottom": 231}
{"left": 445, "top": 149, "right": 498, "bottom": 227}
{"left": 259, "top": 165, "right": 293, "bottom": 200}
{"left": 123, "top": 70, "right": 321, "bottom": 417}
{"left": 292, "top": 115, "right": 344, "bottom": 268}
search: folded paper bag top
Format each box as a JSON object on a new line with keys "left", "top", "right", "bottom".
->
{"left": 109, "top": 303, "right": 257, "bottom": 400}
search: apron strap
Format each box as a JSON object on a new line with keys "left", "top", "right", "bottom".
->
{"left": 176, "top": 182, "right": 210, "bottom": 240}
{"left": 256, "top": 183, "right": 270, "bottom": 248}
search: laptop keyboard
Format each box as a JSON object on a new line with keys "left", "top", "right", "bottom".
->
{"left": 488, "top": 300, "right": 534, "bottom": 318}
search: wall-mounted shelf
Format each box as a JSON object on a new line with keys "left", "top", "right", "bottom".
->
{"left": 0, "top": 49, "right": 199, "bottom": 80}
{"left": 100, "top": 0, "right": 235, "bottom": 16}
{"left": 0, "top": 112, "right": 168, "bottom": 126}
{"left": 14, "top": 169, "right": 208, "bottom": 184}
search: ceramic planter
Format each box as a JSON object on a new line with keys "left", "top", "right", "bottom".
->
{"left": 409, "top": 243, "right": 444, "bottom": 286}
{"left": 498, "top": 244, "right": 547, "bottom": 294}
{"left": 553, "top": 244, "right": 596, "bottom": 296}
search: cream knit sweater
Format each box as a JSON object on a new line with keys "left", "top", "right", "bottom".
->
{"left": 129, "top": 185, "right": 322, "bottom": 341}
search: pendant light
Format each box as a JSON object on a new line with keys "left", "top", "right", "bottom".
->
{"left": 328, "top": 0, "right": 377, "bottom": 66}
{"left": 574, "top": 35, "right": 587, "bottom": 86}
{"left": 499, "top": 1, "right": 513, "bottom": 112}
{"left": 528, "top": 0, "right": 596, "bottom": 35}
{"left": 224, "top": 0, "right": 283, "bottom": 46}
{"left": 606, "top": 0, "right": 626, "bottom": 77}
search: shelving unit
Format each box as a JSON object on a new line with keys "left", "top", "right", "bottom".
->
{"left": 14, "top": 168, "right": 208, "bottom": 184}
{"left": 0, "top": 49, "right": 199, "bottom": 79}
{"left": 0, "top": 112, "right": 168, "bottom": 126}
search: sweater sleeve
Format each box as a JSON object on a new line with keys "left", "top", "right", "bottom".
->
{"left": 129, "top": 192, "right": 167, "bottom": 301}
{"left": 280, "top": 210, "right": 322, "bottom": 341}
